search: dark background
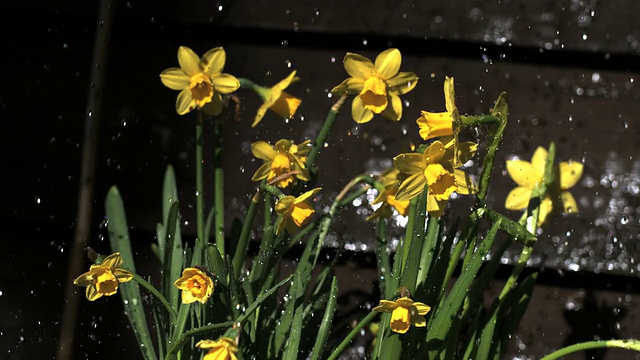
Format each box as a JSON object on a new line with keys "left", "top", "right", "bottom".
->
{"left": 2, "top": 0, "right": 640, "bottom": 359}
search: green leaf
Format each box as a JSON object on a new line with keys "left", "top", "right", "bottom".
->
{"left": 310, "top": 276, "right": 338, "bottom": 360}
{"left": 105, "top": 186, "right": 157, "bottom": 360}
{"left": 162, "top": 201, "right": 183, "bottom": 311}
{"left": 426, "top": 219, "right": 501, "bottom": 358}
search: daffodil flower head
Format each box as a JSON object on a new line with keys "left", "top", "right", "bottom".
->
{"left": 160, "top": 46, "right": 240, "bottom": 115}
{"left": 174, "top": 267, "right": 214, "bottom": 304}
{"left": 196, "top": 337, "right": 238, "bottom": 360}
{"left": 416, "top": 76, "right": 460, "bottom": 141}
{"left": 251, "top": 139, "right": 310, "bottom": 188}
{"left": 274, "top": 187, "right": 322, "bottom": 235}
{"left": 73, "top": 252, "right": 134, "bottom": 301}
{"left": 366, "top": 168, "right": 410, "bottom": 221}
{"left": 505, "top": 146, "right": 583, "bottom": 226}
{"left": 331, "top": 48, "right": 418, "bottom": 124}
{"left": 251, "top": 71, "right": 302, "bottom": 127}
{"left": 373, "top": 296, "right": 431, "bottom": 334}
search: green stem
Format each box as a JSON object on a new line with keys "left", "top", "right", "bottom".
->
{"left": 231, "top": 191, "right": 259, "bottom": 277}
{"left": 476, "top": 93, "right": 508, "bottom": 202}
{"left": 133, "top": 275, "right": 177, "bottom": 320}
{"left": 540, "top": 340, "right": 640, "bottom": 360}
{"left": 195, "top": 111, "right": 205, "bottom": 252}
{"left": 164, "top": 321, "right": 234, "bottom": 360}
{"left": 326, "top": 311, "right": 379, "bottom": 360}
{"left": 460, "top": 114, "right": 500, "bottom": 126}
{"left": 305, "top": 95, "right": 347, "bottom": 171}
{"left": 213, "top": 118, "right": 225, "bottom": 257}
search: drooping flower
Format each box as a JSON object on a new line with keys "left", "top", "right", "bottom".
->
{"left": 196, "top": 338, "right": 238, "bottom": 360}
{"left": 394, "top": 138, "right": 477, "bottom": 217}
{"left": 366, "top": 168, "right": 410, "bottom": 221}
{"left": 174, "top": 267, "right": 214, "bottom": 304}
{"left": 160, "top": 46, "right": 240, "bottom": 115}
{"left": 274, "top": 187, "right": 322, "bottom": 235}
{"left": 251, "top": 139, "right": 310, "bottom": 188}
{"left": 331, "top": 48, "right": 418, "bottom": 123}
{"left": 251, "top": 71, "right": 302, "bottom": 127}
{"left": 416, "top": 76, "right": 458, "bottom": 141}
{"left": 505, "top": 146, "right": 583, "bottom": 225}
{"left": 73, "top": 252, "right": 134, "bottom": 301}
{"left": 373, "top": 296, "right": 431, "bottom": 334}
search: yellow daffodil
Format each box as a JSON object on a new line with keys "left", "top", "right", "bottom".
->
{"left": 73, "top": 252, "right": 134, "bottom": 301}
{"left": 251, "top": 71, "right": 302, "bottom": 127}
{"left": 251, "top": 139, "right": 310, "bottom": 188}
{"left": 367, "top": 168, "right": 410, "bottom": 221}
{"left": 160, "top": 46, "right": 240, "bottom": 115}
{"left": 505, "top": 146, "right": 583, "bottom": 225}
{"left": 394, "top": 138, "right": 477, "bottom": 217}
{"left": 331, "top": 48, "right": 418, "bottom": 123}
{"left": 196, "top": 338, "right": 238, "bottom": 360}
{"left": 416, "top": 76, "right": 458, "bottom": 141}
{"left": 174, "top": 267, "right": 214, "bottom": 304}
{"left": 373, "top": 297, "right": 431, "bottom": 334}
{"left": 275, "top": 187, "right": 322, "bottom": 235}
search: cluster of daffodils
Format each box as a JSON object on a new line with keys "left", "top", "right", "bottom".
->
{"left": 75, "top": 253, "right": 236, "bottom": 358}
{"left": 505, "top": 146, "right": 583, "bottom": 226}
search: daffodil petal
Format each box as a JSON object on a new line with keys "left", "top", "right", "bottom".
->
{"left": 562, "top": 191, "right": 579, "bottom": 214}
{"left": 412, "top": 314, "right": 427, "bottom": 327}
{"left": 538, "top": 197, "right": 553, "bottom": 226}
{"left": 73, "top": 271, "right": 93, "bottom": 287}
{"left": 212, "top": 73, "right": 240, "bottom": 94}
{"left": 202, "top": 47, "right": 225, "bottom": 76}
{"left": 506, "top": 160, "right": 540, "bottom": 188}
{"left": 394, "top": 153, "right": 426, "bottom": 174}
{"left": 343, "top": 52, "right": 375, "bottom": 80}
{"left": 423, "top": 141, "right": 446, "bottom": 164}
{"left": 351, "top": 96, "right": 374, "bottom": 124}
{"left": 531, "top": 146, "right": 548, "bottom": 175}
{"left": 251, "top": 162, "right": 271, "bottom": 181}
{"left": 178, "top": 46, "right": 201, "bottom": 76}
{"left": 176, "top": 88, "right": 196, "bottom": 115}
{"left": 275, "top": 196, "right": 295, "bottom": 216}
{"left": 160, "top": 68, "right": 190, "bottom": 90}
{"left": 454, "top": 170, "right": 476, "bottom": 194}
{"left": 196, "top": 340, "right": 217, "bottom": 349}
{"left": 181, "top": 289, "right": 198, "bottom": 304}
{"left": 413, "top": 302, "right": 431, "bottom": 315}
{"left": 444, "top": 76, "right": 456, "bottom": 113}
{"left": 113, "top": 268, "right": 134, "bottom": 283}
{"left": 381, "top": 94, "right": 402, "bottom": 121}
{"left": 86, "top": 285, "right": 102, "bottom": 301}
{"left": 374, "top": 48, "right": 401, "bottom": 79}
{"left": 559, "top": 161, "right": 583, "bottom": 190}
{"left": 274, "top": 70, "right": 297, "bottom": 90}
{"left": 505, "top": 186, "right": 533, "bottom": 210}
{"left": 101, "top": 253, "right": 122, "bottom": 269}
{"left": 331, "top": 77, "right": 364, "bottom": 95}
{"left": 456, "top": 141, "right": 478, "bottom": 164}
{"left": 295, "top": 187, "right": 322, "bottom": 204}
{"left": 251, "top": 141, "right": 276, "bottom": 161}
{"left": 395, "top": 172, "right": 426, "bottom": 202}
{"left": 387, "top": 72, "right": 419, "bottom": 95}
{"left": 426, "top": 195, "right": 447, "bottom": 218}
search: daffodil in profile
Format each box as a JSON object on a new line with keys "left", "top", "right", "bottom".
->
{"left": 367, "top": 168, "right": 410, "bottom": 221}
{"left": 275, "top": 187, "right": 322, "bottom": 235}
{"left": 196, "top": 337, "right": 238, "bottom": 360}
{"left": 373, "top": 297, "right": 431, "bottom": 334}
{"left": 251, "top": 71, "right": 302, "bottom": 127}
{"left": 251, "top": 139, "right": 310, "bottom": 188}
{"left": 73, "top": 252, "right": 134, "bottom": 301}
{"left": 331, "top": 48, "right": 418, "bottom": 123}
{"left": 160, "top": 46, "right": 240, "bottom": 115}
{"left": 394, "top": 138, "right": 476, "bottom": 217}
{"left": 505, "top": 146, "right": 583, "bottom": 225}
{"left": 416, "top": 76, "right": 458, "bottom": 141}
{"left": 174, "top": 267, "right": 214, "bottom": 304}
